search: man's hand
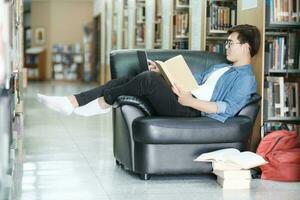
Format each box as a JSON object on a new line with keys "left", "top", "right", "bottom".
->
{"left": 171, "top": 83, "right": 194, "bottom": 107}
{"left": 172, "top": 83, "right": 218, "bottom": 113}
{"left": 147, "top": 60, "right": 160, "bottom": 72}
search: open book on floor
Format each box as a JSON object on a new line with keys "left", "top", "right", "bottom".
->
{"left": 137, "top": 51, "right": 199, "bottom": 92}
{"left": 194, "top": 148, "right": 268, "bottom": 170}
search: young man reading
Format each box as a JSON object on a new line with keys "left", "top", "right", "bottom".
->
{"left": 37, "top": 24, "right": 260, "bottom": 123}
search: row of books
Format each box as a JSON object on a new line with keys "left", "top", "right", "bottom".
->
{"left": 53, "top": 63, "right": 80, "bottom": 81}
{"left": 267, "top": 0, "right": 300, "bottom": 23}
{"left": 136, "top": 24, "right": 145, "bottom": 45}
{"left": 26, "top": 54, "right": 39, "bottom": 65}
{"left": 265, "top": 33, "right": 300, "bottom": 72}
{"left": 173, "top": 13, "right": 189, "bottom": 38}
{"left": 208, "top": 3, "right": 236, "bottom": 32}
{"left": 264, "top": 77, "right": 299, "bottom": 118}
{"left": 0, "top": 0, "right": 24, "bottom": 198}
{"left": 52, "top": 43, "right": 83, "bottom": 81}
{"left": 52, "top": 43, "right": 81, "bottom": 54}
{"left": 173, "top": 40, "right": 188, "bottom": 49}
{"left": 263, "top": 121, "right": 299, "bottom": 135}
{"left": 154, "top": 20, "right": 162, "bottom": 47}
{"left": 136, "top": 1, "right": 146, "bottom": 23}
{"left": 206, "top": 43, "right": 226, "bottom": 54}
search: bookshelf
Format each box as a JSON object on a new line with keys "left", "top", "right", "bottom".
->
{"left": 204, "top": 0, "right": 237, "bottom": 54}
{"left": 263, "top": 0, "right": 300, "bottom": 135}
{"left": 25, "top": 47, "right": 46, "bottom": 81}
{"left": 83, "top": 22, "right": 94, "bottom": 82}
{"left": 135, "top": 0, "right": 146, "bottom": 48}
{"left": 122, "top": 0, "right": 129, "bottom": 48}
{"left": 172, "top": 0, "right": 190, "bottom": 49}
{"left": 154, "top": 0, "right": 162, "bottom": 48}
{"left": 112, "top": 0, "right": 118, "bottom": 50}
{"left": 1, "top": 0, "right": 25, "bottom": 198}
{"left": 144, "top": 0, "right": 162, "bottom": 49}
{"left": 52, "top": 44, "right": 83, "bottom": 81}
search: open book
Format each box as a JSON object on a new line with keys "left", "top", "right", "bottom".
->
{"left": 137, "top": 51, "right": 199, "bottom": 92}
{"left": 194, "top": 148, "right": 268, "bottom": 169}
{"left": 154, "top": 55, "right": 199, "bottom": 92}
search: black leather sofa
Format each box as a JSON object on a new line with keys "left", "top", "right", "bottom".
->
{"left": 110, "top": 49, "right": 260, "bottom": 180}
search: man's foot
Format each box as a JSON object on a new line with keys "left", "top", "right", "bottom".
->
{"left": 37, "top": 93, "right": 74, "bottom": 115}
{"left": 73, "top": 98, "right": 111, "bottom": 117}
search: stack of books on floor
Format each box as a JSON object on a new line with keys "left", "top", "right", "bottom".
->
{"left": 194, "top": 148, "right": 268, "bottom": 189}
{"left": 213, "top": 168, "right": 251, "bottom": 189}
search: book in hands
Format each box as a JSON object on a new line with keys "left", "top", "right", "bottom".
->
{"left": 154, "top": 55, "right": 199, "bottom": 92}
{"left": 194, "top": 148, "right": 268, "bottom": 169}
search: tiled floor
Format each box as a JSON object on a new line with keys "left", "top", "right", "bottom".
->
{"left": 20, "top": 82, "right": 300, "bottom": 200}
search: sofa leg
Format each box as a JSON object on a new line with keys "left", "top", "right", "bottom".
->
{"left": 140, "top": 173, "right": 151, "bottom": 180}
{"left": 115, "top": 160, "right": 123, "bottom": 168}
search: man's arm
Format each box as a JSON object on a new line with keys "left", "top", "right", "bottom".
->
{"left": 171, "top": 83, "right": 218, "bottom": 113}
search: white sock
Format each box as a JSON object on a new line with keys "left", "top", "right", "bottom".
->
{"left": 73, "top": 98, "right": 111, "bottom": 117}
{"left": 37, "top": 93, "right": 74, "bottom": 115}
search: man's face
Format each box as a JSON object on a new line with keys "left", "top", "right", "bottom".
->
{"left": 225, "top": 32, "right": 245, "bottom": 62}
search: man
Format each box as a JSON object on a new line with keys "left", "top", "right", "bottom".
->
{"left": 38, "top": 24, "right": 260, "bottom": 123}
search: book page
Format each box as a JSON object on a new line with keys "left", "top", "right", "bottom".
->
{"left": 226, "top": 151, "right": 268, "bottom": 169}
{"left": 154, "top": 60, "right": 174, "bottom": 86}
{"left": 194, "top": 148, "right": 240, "bottom": 162}
{"left": 212, "top": 161, "right": 242, "bottom": 170}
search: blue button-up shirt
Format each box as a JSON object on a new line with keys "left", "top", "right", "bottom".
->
{"left": 193, "top": 63, "right": 257, "bottom": 122}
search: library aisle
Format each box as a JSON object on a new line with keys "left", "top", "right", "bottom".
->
{"left": 18, "top": 82, "right": 300, "bottom": 200}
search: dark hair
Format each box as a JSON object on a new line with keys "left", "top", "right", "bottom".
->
{"left": 227, "top": 24, "right": 261, "bottom": 57}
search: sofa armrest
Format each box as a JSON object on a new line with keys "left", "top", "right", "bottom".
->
{"left": 237, "top": 93, "right": 261, "bottom": 122}
{"left": 113, "top": 95, "right": 156, "bottom": 116}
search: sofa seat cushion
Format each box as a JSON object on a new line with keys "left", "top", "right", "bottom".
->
{"left": 132, "top": 116, "right": 253, "bottom": 144}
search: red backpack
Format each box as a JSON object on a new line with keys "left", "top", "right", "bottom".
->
{"left": 256, "top": 130, "right": 300, "bottom": 181}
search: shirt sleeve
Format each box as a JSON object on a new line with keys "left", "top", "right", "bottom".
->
{"left": 216, "top": 75, "right": 257, "bottom": 116}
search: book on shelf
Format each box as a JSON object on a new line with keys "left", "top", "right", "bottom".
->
{"left": 217, "top": 176, "right": 251, "bottom": 189}
{"left": 267, "top": 0, "right": 300, "bottom": 23}
{"left": 213, "top": 169, "right": 251, "bottom": 180}
{"left": 263, "top": 122, "right": 300, "bottom": 136}
{"left": 265, "top": 77, "right": 299, "bottom": 118}
{"left": 265, "top": 76, "right": 285, "bottom": 117}
{"left": 265, "top": 32, "right": 300, "bottom": 72}
{"left": 174, "top": 12, "right": 189, "bottom": 38}
{"left": 137, "top": 51, "right": 198, "bottom": 92}
{"left": 208, "top": 1, "right": 236, "bottom": 32}
{"left": 194, "top": 148, "right": 267, "bottom": 169}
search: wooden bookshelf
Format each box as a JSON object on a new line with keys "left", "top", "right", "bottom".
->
{"left": 1, "top": 0, "right": 25, "bottom": 198}
{"left": 25, "top": 47, "right": 46, "bottom": 81}
{"left": 262, "top": 0, "right": 300, "bottom": 137}
{"left": 204, "top": 0, "right": 237, "bottom": 53}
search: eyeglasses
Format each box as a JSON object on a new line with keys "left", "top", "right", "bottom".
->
{"left": 225, "top": 40, "right": 241, "bottom": 48}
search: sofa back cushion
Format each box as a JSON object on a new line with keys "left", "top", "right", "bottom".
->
{"left": 110, "top": 49, "right": 229, "bottom": 79}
